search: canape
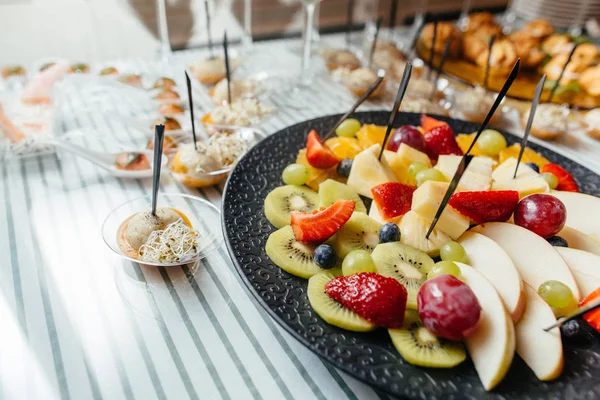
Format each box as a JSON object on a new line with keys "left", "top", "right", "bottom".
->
{"left": 153, "top": 77, "right": 177, "bottom": 90}
{"left": 203, "top": 98, "right": 274, "bottom": 130}
{"left": 521, "top": 103, "right": 569, "bottom": 140}
{"left": 322, "top": 49, "right": 361, "bottom": 71}
{"left": 71, "top": 63, "right": 90, "bottom": 74}
{"left": 154, "top": 89, "right": 180, "bottom": 101}
{"left": 158, "top": 103, "right": 185, "bottom": 116}
{"left": 114, "top": 152, "right": 151, "bottom": 171}
{"left": 190, "top": 56, "right": 240, "bottom": 86}
{"left": 153, "top": 116, "right": 182, "bottom": 131}
{"left": 170, "top": 132, "right": 249, "bottom": 187}
{"left": 99, "top": 67, "right": 119, "bottom": 76}
{"left": 344, "top": 68, "right": 386, "bottom": 98}
{"left": 452, "top": 86, "right": 500, "bottom": 125}
{"left": 209, "top": 78, "right": 257, "bottom": 105}
{"left": 1, "top": 66, "right": 26, "bottom": 79}
{"left": 119, "top": 74, "right": 143, "bottom": 87}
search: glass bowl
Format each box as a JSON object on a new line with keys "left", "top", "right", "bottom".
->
{"left": 101, "top": 193, "right": 222, "bottom": 267}
{"left": 170, "top": 127, "right": 265, "bottom": 188}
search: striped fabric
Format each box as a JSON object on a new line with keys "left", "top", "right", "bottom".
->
{"left": 2, "top": 35, "right": 600, "bottom": 400}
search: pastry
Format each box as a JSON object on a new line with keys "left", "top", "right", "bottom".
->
{"left": 420, "top": 22, "right": 462, "bottom": 58}
{"left": 475, "top": 39, "right": 518, "bottom": 77}
{"left": 522, "top": 19, "right": 554, "bottom": 39}
{"left": 542, "top": 34, "right": 573, "bottom": 56}
{"left": 323, "top": 49, "right": 362, "bottom": 71}
{"left": 583, "top": 108, "right": 600, "bottom": 139}
{"left": 508, "top": 31, "right": 545, "bottom": 68}
{"left": 464, "top": 12, "right": 497, "bottom": 33}
{"left": 579, "top": 65, "right": 600, "bottom": 96}
{"left": 544, "top": 53, "right": 590, "bottom": 86}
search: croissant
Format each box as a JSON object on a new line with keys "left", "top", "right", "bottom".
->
{"left": 508, "top": 31, "right": 545, "bottom": 68}
{"left": 579, "top": 65, "right": 600, "bottom": 96}
{"left": 464, "top": 12, "right": 497, "bottom": 33}
{"left": 522, "top": 19, "right": 554, "bottom": 39}
{"left": 420, "top": 22, "right": 462, "bottom": 58}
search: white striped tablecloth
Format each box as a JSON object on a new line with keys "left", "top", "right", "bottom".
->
{"left": 2, "top": 36, "right": 600, "bottom": 400}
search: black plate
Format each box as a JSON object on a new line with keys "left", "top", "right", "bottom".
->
{"left": 222, "top": 111, "right": 600, "bottom": 399}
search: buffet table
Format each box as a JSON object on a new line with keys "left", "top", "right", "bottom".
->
{"left": 1, "top": 35, "right": 600, "bottom": 400}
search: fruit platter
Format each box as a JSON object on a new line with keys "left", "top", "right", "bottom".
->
{"left": 222, "top": 111, "right": 600, "bottom": 398}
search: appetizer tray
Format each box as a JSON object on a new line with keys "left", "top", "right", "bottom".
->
{"left": 222, "top": 111, "right": 600, "bottom": 399}
{"left": 415, "top": 44, "right": 600, "bottom": 109}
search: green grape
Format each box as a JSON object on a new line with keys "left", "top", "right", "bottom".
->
{"left": 538, "top": 280, "right": 576, "bottom": 309}
{"left": 408, "top": 162, "right": 428, "bottom": 178}
{"left": 428, "top": 261, "right": 461, "bottom": 280}
{"left": 416, "top": 168, "right": 446, "bottom": 186}
{"left": 541, "top": 172, "right": 559, "bottom": 190}
{"left": 478, "top": 129, "right": 507, "bottom": 156}
{"left": 282, "top": 163, "right": 309, "bottom": 186}
{"left": 342, "top": 250, "right": 377, "bottom": 276}
{"left": 336, "top": 118, "right": 362, "bottom": 138}
{"left": 440, "top": 241, "right": 466, "bottom": 263}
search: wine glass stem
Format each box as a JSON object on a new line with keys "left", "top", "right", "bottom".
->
{"left": 458, "top": 0, "right": 472, "bottom": 30}
{"left": 301, "top": 2, "right": 317, "bottom": 85}
{"left": 156, "top": 0, "right": 171, "bottom": 63}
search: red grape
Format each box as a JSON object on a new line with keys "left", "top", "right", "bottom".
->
{"left": 514, "top": 194, "right": 566, "bottom": 238}
{"left": 417, "top": 275, "right": 481, "bottom": 340}
{"left": 386, "top": 125, "right": 426, "bottom": 152}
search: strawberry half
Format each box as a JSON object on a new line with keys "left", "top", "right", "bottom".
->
{"left": 579, "top": 288, "right": 600, "bottom": 334}
{"left": 449, "top": 190, "right": 519, "bottom": 224}
{"left": 371, "top": 182, "right": 416, "bottom": 222}
{"left": 423, "top": 124, "right": 463, "bottom": 160}
{"left": 420, "top": 115, "right": 448, "bottom": 132}
{"left": 306, "top": 130, "right": 339, "bottom": 169}
{"left": 291, "top": 199, "right": 355, "bottom": 243}
{"left": 325, "top": 272, "right": 408, "bottom": 328}
{"left": 541, "top": 163, "right": 580, "bottom": 192}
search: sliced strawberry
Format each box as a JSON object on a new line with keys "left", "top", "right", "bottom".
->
{"left": 291, "top": 199, "right": 354, "bottom": 243}
{"left": 306, "top": 130, "right": 339, "bottom": 169}
{"left": 371, "top": 182, "right": 416, "bottom": 221}
{"left": 449, "top": 190, "right": 519, "bottom": 224}
{"left": 325, "top": 272, "right": 407, "bottom": 328}
{"left": 579, "top": 288, "right": 600, "bottom": 333}
{"left": 420, "top": 114, "right": 448, "bottom": 132}
{"left": 423, "top": 125, "right": 463, "bottom": 160}
{"left": 541, "top": 163, "right": 580, "bottom": 192}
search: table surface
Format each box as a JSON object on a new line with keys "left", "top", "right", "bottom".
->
{"left": 2, "top": 34, "right": 600, "bottom": 400}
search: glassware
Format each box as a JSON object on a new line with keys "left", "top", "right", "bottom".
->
{"left": 102, "top": 194, "right": 223, "bottom": 267}
{"left": 155, "top": 0, "right": 172, "bottom": 63}
{"left": 299, "top": 0, "right": 320, "bottom": 86}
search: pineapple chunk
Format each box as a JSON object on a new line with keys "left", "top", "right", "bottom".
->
{"left": 369, "top": 202, "right": 386, "bottom": 224}
{"left": 492, "top": 157, "right": 538, "bottom": 182}
{"left": 492, "top": 176, "right": 550, "bottom": 198}
{"left": 434, "top": 155, "right": 494, "bottom": 192}
{"left": 411, "top": 181, "right": 470, "bottom": 239}
{"left": 435, "top": 155, "right": 495, "bottom": 177}
{"left": 347, "top": 144, "right": 398, "bottom": 198}
{"left": 386, "top": 144, "right": 432, "bottom": 185}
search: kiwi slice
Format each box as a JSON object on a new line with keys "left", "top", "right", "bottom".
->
{"left": 389, "top": 310, "right": 466, "bottom": 368}
{"left": 318, "top": 179, "right": 367, "bottom": 213}
{"left": 307, "top": 272, "right": 376, "bottom": 332}
{"left": 265, "top": 226, "right": 322, "bottom": 279}
{"left": 264, "top": 185, "right": 319, "bottom": 228}
{"left": 333, "top": 212, "right": 382, "bottom": 258}
{"left": 371, "top": 242, "right": 434, "bottom": 309}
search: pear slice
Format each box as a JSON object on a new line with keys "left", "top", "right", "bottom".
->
{"left": 558, "top": 226, "right": 600, "bottom": 256}
{"left": 456, "top": 262, "right": 515, "bottom": 391}
{"left": 458, "top": 231, "right": 525, "bottom": 322}
{"left": 473, "top": 222, "right": 581, "bottom": 304}
{"left": 552, "top": 190, "right": 600, "bottom": 242}
{"left": 515, "top": 284, "right": 563, "bottom": 381}
{"left": 347, "top": 144, "right": 398, "bottom": 198}
{"left": 556, "top": 247, "right": 600, "bottom": 298}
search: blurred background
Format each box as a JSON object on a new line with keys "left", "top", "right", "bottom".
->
{"left": 4, "top": 0, "right": 595, "bottom": 63}
{"left": 1, "top": 0, "right": 599, "bottom": 64}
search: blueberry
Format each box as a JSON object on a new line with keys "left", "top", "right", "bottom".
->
{"left": 561, "top": 319, "right": 581, "bottom": 340}
{"left": 337, "top": 159, "right": 353, "bottom": 178}
{"left": 379, "top": 223, "right": 401, "bottom": 243}
{"left": 526, "top": 162, "right": 540, "bottom": 173}
{"left": 547, "top": 236, "right": 569, "bottom": 247}
{"left": 314, "top": 244, "right": 337, "bottom": 269}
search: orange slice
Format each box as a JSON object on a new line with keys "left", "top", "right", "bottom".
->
{"left": 356, "top": 124, "right": 387, "bottom": 149}
{"left": 325, "top": 137, "right": 363, "bottom": 159}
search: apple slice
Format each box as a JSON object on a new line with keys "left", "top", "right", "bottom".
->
{"left": 556, "top": 247, "right": 600, "bottom": 298}
{"left": 558, "top": 226, "right": 600, "bottom": 256}
{"left": 456, "top": 262, "right": 515, "bottom": 391}
{"left": 552, "top": 190, "right": 600, "bottom": 242}
{"left": 515, "top": 284, "right": 563, "bottom": 381}
{"left": 473, "top": 222, "right": 581, "bottom": 304}
{"left": 458, "top": 231, "right": 525, "bottom": 322}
